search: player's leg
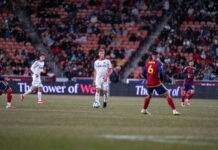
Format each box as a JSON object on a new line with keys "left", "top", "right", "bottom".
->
{"left": 103, "top": 90, "right": 108, "bottom": 108}
{"left": 102, "top": 81, "right": 109, "bottom": 108}
{"left": 163, "top": 92, "right": 180, "bottom": 115}
{"left": 22, "top": 76, "right": 40, "bottom": 102}
{"left": 181, "top": 85, "right": 188, "bottom": 107}
{"left": 21, "top": 86, "right": 36, "bottom": 102}
{"left": 141, "top": 88, "right": 153, "bottom": 115}
{"left": 95, "top": 88, "right": 101, "bottom": 102}
{"left": 93, "top": 88, "right": 101, "bottom": 107}
{"left": 6, "top": 88, "right": 16, "bottom": 109}
{"left": 158, "top": 84, "right": 180, "bottom": 115}
{"left": 141, "top": 94, "right": 152, "bottom": 115}
{"left": 93, "top": 79, "right": 101, "bottom": 106}
{"left": 186, "top": 88, "right": 194, "bottom": 105}
{"left": 37, "top": 86, "right": 45, "bottom": 104}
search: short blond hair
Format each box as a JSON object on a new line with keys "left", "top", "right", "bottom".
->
{"left": 99, "top": 49, "right": 105, "bottom": 53}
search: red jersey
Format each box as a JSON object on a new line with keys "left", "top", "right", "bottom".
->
{"left": 183, "top": 66, "right": 196, "bottom": 85}
{"left": 143, "top": 60, "right": 163, "bottom": 87}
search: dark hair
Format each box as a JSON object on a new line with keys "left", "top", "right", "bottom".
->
{"left": 152, "top": 51, "right": 158, "bottom": 56}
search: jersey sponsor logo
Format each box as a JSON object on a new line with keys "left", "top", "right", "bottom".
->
{"left": 95, "top": 64, "right": 107, "bottom": 68}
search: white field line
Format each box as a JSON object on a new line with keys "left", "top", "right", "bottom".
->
{"left": 98, "top": 135, "right": 218, "bottom": 146}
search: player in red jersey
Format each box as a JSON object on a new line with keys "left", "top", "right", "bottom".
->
{"left": 0, "top": 76, "right": 16, "bottom": 109}
{"left": 181, "top": 60, "right": 196, "bottom": 107}
{"left": 141, "top": 51, "right": 180, "bottom": 115}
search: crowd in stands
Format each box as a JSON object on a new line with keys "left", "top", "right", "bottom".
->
{"left": 0, "top": 0, "right": 42, "bottom": 76}
{"left": 1, "top": 0, "right": 217, "bottom": 82}
{"left": 133, "top": 0, "right": 218, "bottom": 81}
{"left": 23, "top": 0, "right": 165, "bottom": 81}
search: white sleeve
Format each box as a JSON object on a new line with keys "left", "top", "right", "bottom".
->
{"left": 108, "top": 60, "right": 112, "bottom": 69}
{"left": 40, "top": 63, "right": 44, "bottom": 73}
{"left": 31, "top": 61, "right": 39, "bottom": 74}
{"left": 94, "top": 61, "right": 97, "bottom": 69}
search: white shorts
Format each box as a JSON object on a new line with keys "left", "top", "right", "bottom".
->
{"left": 95, "top": 78, "right": 109, "bottom": 91}
{"left": 32, "top": 76, "right": 43, "bottom": 87}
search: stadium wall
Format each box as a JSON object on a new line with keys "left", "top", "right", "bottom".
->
{"left": 8, "top": 81, "right": 218, "bottom": 99}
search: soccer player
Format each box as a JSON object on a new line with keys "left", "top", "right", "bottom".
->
{"left": 141, "top": 51, "right": 180, "bottom": 115}
{"left": 93, "top": 49, "right": 112, "bottom": 108}
{"left": 181, "top": 60, "right": 196, "bottom": 107}
{"left": 20, "top": 54, "right": 46, "bottom": 104}
{"left": 0, "top": 76, "right": 16, "bottom": 109}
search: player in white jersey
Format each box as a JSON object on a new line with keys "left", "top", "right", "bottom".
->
{"left": 20, "top": 54, "right": 46, "bottom": 104}
{"left": 93, "top": 49, "right": 112, "bottom": 108}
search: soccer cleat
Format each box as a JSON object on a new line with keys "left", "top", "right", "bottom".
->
{"left": 181, "top": 102, "right": 185, "bottom": 107}
{"left": 6, "top": 105, "right": 16, "bottom": 109}
{"left": 103, "top": 102, "right": 107, "bottom": 108}
{"left": 141, "top": 109, "right": 151, "bottom": 115}
{"left": 186, "top": 99, "right": 190, "bottom": 106}
{"left": 20, "top": 94, "right": 24, "bottom": 102}
{"left": 173, "top": 110, "right": 180, "bottom": 115}
{"left": 38, "top": 100, "right": 46, "bottom": 104}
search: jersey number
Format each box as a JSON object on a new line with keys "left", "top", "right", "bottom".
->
{"left": 148, "top": 65, "right": 154, "bottom": 74}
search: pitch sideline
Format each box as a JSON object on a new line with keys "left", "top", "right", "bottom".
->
{"left": 98, "top": 135, "right": 218, "bottom": 146}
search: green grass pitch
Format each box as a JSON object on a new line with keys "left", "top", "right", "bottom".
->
{"left": 0, "top": 94, "right": 218, "bottom": 150}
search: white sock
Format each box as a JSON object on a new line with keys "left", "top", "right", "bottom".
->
{"left": 7, "top": 102, "right": 11, "bottom": 106}
{"left": 103, "top": 94, "right": 107, "bottom": 102}
{"left": 24, "top": 89, "right": 32, "bottom": 96}
{"left": 95, "top": 92, "right": 100, "bottom": 102}
{"left": 38, "top": 92, "right": 42, "bottom": 101}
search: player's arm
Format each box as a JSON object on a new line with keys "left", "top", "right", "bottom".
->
{"left": 42, "top": 66, "right": 46, "bottom": 73}
{"left": 142, "top": 66, "right": 147, "bottom": 79}
{"left": 93, "top": 61, "right": 97, "bottom": 86}
{"left": 104, "top": 68, "right": 112, "bottom": 82}
{"left": 93, "top": 69, "right": 96, "bottom": 86}
{"left": 43, "top": 68, "right": 46, "bottom": 73}
{"left": 191, "top": 68, "right": 197, "bottom": 80}
{"left": 181, "top": 67, "right": 188, "bottom": 78}
{"left": 158, "top": 62, "right": 164, "bottom": 81}
{"left": 31, "top": 61, "right": 39, "bottom": 77}
{"left": 103, "top": 60, "right": 113, "bottom": 82}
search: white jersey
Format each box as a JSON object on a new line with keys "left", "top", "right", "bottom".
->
{"left": 31, "top": 60, "right": 44, "bottom": 87}
{"left": 31, "top": 60, "right": 45, "bottom": 76}
{"left": 94, "top": 59, "right": 112, "bottom": 79}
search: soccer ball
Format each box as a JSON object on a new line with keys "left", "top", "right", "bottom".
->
{"left": 93, "top": 101, "right": 100, "bottom": 108}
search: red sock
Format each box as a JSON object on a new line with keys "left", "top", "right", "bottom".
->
{"left": 167, "top": 97, "right": 175, "bottom": 110}
{"left": 7, "top": 91, "right": 12, "bottom": 103}
{"left": 182, "top": 95, "right": 185, "bottom": 102}
{"left": 188, "top": 94, "right": 193, "bottom": 100}
{"left": 143, "top": 97, "right": 150, "bottom": 109}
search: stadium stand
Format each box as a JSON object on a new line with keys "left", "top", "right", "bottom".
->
{"left": 22, "top": 0, "right": 164, "bottom": 80}
{"left": 132, "top": 0, "right": 217, "bottom": 81}
{"left": 0, "top": 0, "right": 40, "bottom": 76}
{"left": 1, "top": 0, "right": 217, "bottom": 82}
